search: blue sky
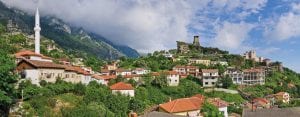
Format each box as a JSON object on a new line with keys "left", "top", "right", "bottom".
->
{"left": 187, "top": 0, "right": 300, "bottom": 73}
{"left": 2, "top": 0, "right": 300, "bottom": 72}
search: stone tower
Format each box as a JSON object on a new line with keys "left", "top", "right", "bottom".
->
{"left": 34, "top": 8, "right": 41, "bottom": 54}
{"left": 193, "top": 36, "right": 200, "bottom": 47}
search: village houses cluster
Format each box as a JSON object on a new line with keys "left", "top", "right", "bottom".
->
{"left": 13, "top": 8, "right": 291, "bottom": 117}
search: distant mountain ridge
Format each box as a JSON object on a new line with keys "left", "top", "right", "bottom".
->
{"left": 0, "top": 1, "right": 139, "bottom": 59}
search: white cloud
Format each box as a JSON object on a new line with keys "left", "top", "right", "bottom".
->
{"left": 292, "top": 3, "right": 300, "bottom": 12}
{"left": 212, "top": 22, "right": 255, "bottom": 49}
{"left": 1, "top": 0, "right": 268, "bottom": 53}
{"left": 1, "top": 0, "right": 199, "bottom": 53}
{"left": 265, "top": 12, "right": 300, "bottom": 40}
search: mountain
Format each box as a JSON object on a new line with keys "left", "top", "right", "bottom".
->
{"left": 0, "top": 1, "right": 139, "bottom": 59}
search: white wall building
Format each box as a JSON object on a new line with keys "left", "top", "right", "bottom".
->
{"left": 201, "top": 69, "right": 219, "bottom": 87}
{"left": 110, "top": 82, "right": 134, "bottom": 97}
{"left": 165, "top": 71, "right": 180, "bottom": 86}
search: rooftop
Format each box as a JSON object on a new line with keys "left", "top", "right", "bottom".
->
{"left": 159, "top": 94, "right": 205, "bottom": 113}
{"left": 110, "top": 82, "right": 134, "bottom": 90}
{"left": 243, "top": 107, "right": 300, "bottom": 117}
{"left": 19, "top": 59, "right": 64, "bottom": 69}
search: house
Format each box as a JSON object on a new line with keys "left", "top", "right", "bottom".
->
{"left": 208, "top": 98, "right": 229, "bottom": 117}
{"left": 225, "top": 68, "right": 244, "bottom": 85}
{"left": 173, "top": 65, "right": 199, "bottom": 77}
{"left": 14, "top": 50, "right": 53, "bottom": 63}
{"left": 243, "top": 68, "right": 265, "bottom": 85}
{"left": 63, "top": 65, "right": 82, "bottom": 84}
{"left": 132, "top": 68, "right": 150, "bottom": 75}
{"left": 165, "top": 71, "right": 180, "bottom": 86}
{"left": 173, "top": 66, "right": 187, "bottom": 76}
{"left": 97, "top": 75, "right": 117, "bottom": 85}
{"left": 123, "top": 74, "right": 142, "bottom": 82}
{"left": 110, "top": 82, "right": 134, "bottom": 97}
{"left": 188, "top": 59, "right": 211, "bottom": 66}
{"left": 211, "top": 61, "right": 228, "bottom": 66}
{"left": 186, "top": 66, "right": 200, "bottom": 77}
{"left": 91, "top": 74, "right": 107, "bottom": 85}
{"left": 272, "top": 92, "right": 290, "bottom": 103}
{"left": 251, "top": 98, "right": 271, "bottom": 109}
{"left": 116, "top": 68, "right": 132, "bottom": 76}
{"left": 100, "top": 69, "right": 110, "bottom": 76}
{"left": 201, "top": 69, "right": 219, "bottom": 87}
{"left": 158, "top": 94, "right": 205, "bottom": 117}
{"left": 16, "top": 59, "right": 65, "bottom": 85}
{"left": 103, "top": 62, "right": 118, "bottom": 71}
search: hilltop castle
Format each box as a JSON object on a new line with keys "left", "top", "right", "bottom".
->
{"left": 176, "top": 36, "right": 201, "bottom": 54}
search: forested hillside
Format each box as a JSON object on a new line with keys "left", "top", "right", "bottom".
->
{"left": 0, "top": 1, "right": 139, "bottom": 59}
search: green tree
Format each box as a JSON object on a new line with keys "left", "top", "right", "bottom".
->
{"left": 0, "top": 51, "right": 18, "bottom": 115}
{"left": 129, "top": 98, "right": 146, "bottom": 114}
{"left": 219, "top": 75, "right": 233, "bottom": 89}
{"left": 0, "top": 23, "right": 5, "bottom": 34}
{"left": 201, "top": 102, "right": 223, "bottom": 117}
{"left": 152, "top": 73, "right": 168, "bottom": 88}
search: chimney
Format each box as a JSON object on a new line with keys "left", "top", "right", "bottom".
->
{"left": 169, "top": 97, "right": 172, "bottom": 102}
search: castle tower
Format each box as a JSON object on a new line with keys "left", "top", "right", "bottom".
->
{"left": 193, "top": 35, "right": 200, "bottom": 47}
{"left": 34, "top": 8, "right": 41, "bottom": 54}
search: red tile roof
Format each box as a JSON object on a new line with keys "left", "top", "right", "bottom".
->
{"left": 159, "top": 94, "right": 205, "bottom": 113}
{"left": 19, "top": 59, "right": 65, "bottom": 69}
{"left": 253, "top": 98, "right": 269, "bottom": 104}
{"left": 208, "top": 98, "right": 229, "bottom": 108}
{"left": 92, "top": 75, "right": 116, "bottom": 80}
{"left": 110, "top": 82, "right": 134, "bottom": 90}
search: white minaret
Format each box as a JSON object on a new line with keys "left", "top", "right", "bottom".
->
{"left": 34, "top": 8, "right": 41, "bottom": 54}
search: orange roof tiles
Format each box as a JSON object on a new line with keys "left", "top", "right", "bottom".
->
{"left": 159, "top": 94, "right": 205, "bottom": 113}
{"left": 110, "top": 82, "right": 134, "bottom": 90}
{"left": 253, "top": 98, "right": 269, "bottom": 104}
{"left": 92, "top": 75, "right": 116, "bottom": 80}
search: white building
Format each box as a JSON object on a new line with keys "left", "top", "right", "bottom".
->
{"left": 201, "top": 69, "right": 219, "bottom": 87}
{"left": 208, "top": 98, "right": 229, "bottom": 117}
{"left": 211, "top": 61, "right": 228, "bottom": 66}
{"left": 243, "top": 68, "right": 265, "bottom": 85}
{"left": 225, "top": 68, "right": 244, "bottom": 85}
{"left": 188, "top": 59, "right": 211, "bottom": 66}
{"left": 165, "top": 71, "right": 180, "bottom": 86}
{"left": 116, "top": 68, "right": 132, "bottom": 76}
{"left": 132, "top": 68, "right": 150, "bottom": 75}
{"left": 110, "top": 82, "right": 134, "bottom": 97}
{"left": 16, "top": 59, "right": 65, "bottom": 85}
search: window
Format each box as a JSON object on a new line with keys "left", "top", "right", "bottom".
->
{"left": 205, "top": 82, "right": 208, "bottom": 85}
{"left": 212, "top": 82, "right": 215, "bottom": 85}
{"left": 175, "top": 80, "right": 178, "bottom": 82}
